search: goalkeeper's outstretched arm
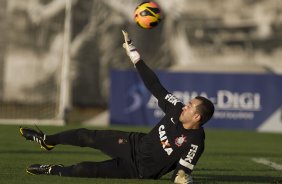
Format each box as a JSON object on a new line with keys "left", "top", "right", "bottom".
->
{"left": 122, "top": 30, "right": 168, "bottom": 101}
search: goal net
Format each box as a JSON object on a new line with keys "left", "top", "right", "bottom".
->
{"left": 0, "top": 0, "right": 72, "bottom": 125}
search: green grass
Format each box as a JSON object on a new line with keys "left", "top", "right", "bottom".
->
{"left": 0, "top": 125, "right": 282, "bottom": 184}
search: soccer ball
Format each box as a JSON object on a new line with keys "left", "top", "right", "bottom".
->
{"left": 134, "top": 1, "right": 163, "bottom": 29}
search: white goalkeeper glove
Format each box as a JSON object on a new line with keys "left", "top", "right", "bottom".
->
{"left": 174, "top": 170, "right": 193, "bottom": 184}
{"left": 122, "top": 30, "right": 141, "bottom": 64}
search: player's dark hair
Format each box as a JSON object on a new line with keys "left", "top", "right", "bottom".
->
{"left": 195, "top": 96, "right": 214, "bottom": 125}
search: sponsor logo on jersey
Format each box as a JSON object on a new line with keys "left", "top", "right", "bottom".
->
{"left": 184, "top": 144, "right": 198, "bottom": 163}
{"left": 175, "top": 135, "right": 187, "bottom": 147}
{"left": 165, "top": 94, "right": 180, "bottom": 106}
{"left": 170, "top": 117, "right": 176, "bottom": 124}
{"left": 158, "top": 125, "right": 173, "bottom": 155}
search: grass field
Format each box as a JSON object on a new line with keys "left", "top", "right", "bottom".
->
{"left": 0, "top": 125, "right": 282, "bottom": 184}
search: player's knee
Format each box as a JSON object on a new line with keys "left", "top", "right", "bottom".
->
{"left": 75, "top": 128, "right": 96, "bottom": 146}
{"left": 71, "top": 162, "right": 97, "bottom": 177}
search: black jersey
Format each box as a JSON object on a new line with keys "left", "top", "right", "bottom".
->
{"left": 134, "top": 60, "right": 205, "bottom": 180}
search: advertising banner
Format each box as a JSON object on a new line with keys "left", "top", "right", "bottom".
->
{"left": 110, "top": 69, "right": 282, "bottom": 132}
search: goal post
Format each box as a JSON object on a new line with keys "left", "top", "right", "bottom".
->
{"left": 57, "top": 0, "right": 72, "bottom": 121}
{"left": 0, "top": 0, "right": 73, "bottom": 126}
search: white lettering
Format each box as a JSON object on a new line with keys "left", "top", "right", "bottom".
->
{"left": 214, "top": 111, "right": 254, "bottom": 120}
{"left": 165, "top": 94, "right": 180, "bottom": 106}
{"left": 165, "top": 148, "right": 173, "bottom": 155}
{"left": 159, "top": 124, "right": 165, "bottom": 131}
{"left": 160, "top": 132, "right": 167, "bottom": 141}
{"left": 254, "top": 93, "right": 261, "bottom": 110}
{"left": 185, "top": 144, "right": 198, "bottom": 163}
{"left": 159, "top": 125, "right": 167, "bottom": 141}
{"left": 163, "top": 139, "right": 169, "bottom": 148}
{"left": 147, "top": 90, "right": 262, "bottom": 119}
{"left": 158, "top": 125, "right": 173, "bottom": 155}
{"left": 217, "top": 90, "right": 261, "bottom": 110}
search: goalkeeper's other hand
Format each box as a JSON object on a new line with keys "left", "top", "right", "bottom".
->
{"left": 174, "top": 170, "right": 193, "bottom": 184}
{"left": 122, "top": 30, "right": 141, "bottom": 64}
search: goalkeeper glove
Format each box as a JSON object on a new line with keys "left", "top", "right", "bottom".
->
{"left": 122, "top": 30, "right": 141, "bottom": 64}
{"left": 174, "top": 170, "right": 193, "bottom": 184}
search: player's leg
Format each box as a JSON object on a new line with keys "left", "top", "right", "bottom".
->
{"left": 20, "top": 127, "right": 145, "bottom": 159}
{"left": 26, "top": 158, "right": 139, "bottom": 179}
{"left": 45, "top": 128, "right": 139, "bottom": 159}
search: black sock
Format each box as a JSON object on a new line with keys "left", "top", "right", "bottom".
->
{"left": 44, "top": 134, "right": 59, "bottom": 146}
{"left": 50, "top": 165, "right": 64, "bottom": 176}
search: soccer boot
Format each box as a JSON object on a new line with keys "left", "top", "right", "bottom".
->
{"left": 19, "top": 126, "right": 54, "bottom": 151}
{"left": 26, "top": 164, "right": 63, "bottom": 175}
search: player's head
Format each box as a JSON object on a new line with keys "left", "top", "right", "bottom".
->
{"left": 194, "top": 96, "right": 214, "bottom": 126}
{"left": 180, "top": 96, "right": 214, "bottom": 128}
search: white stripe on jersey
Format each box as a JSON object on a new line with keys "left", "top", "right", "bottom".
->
{"left": 179, "top": 158, "right": 195, "bottom": 170}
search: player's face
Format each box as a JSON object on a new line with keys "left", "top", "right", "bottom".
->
{"left": 179, "top": 98, "right": 201, "bottom": 125}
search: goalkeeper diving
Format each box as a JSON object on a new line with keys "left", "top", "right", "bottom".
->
{"left": 19, "top": 30, "right": 214, "bottom": 184}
